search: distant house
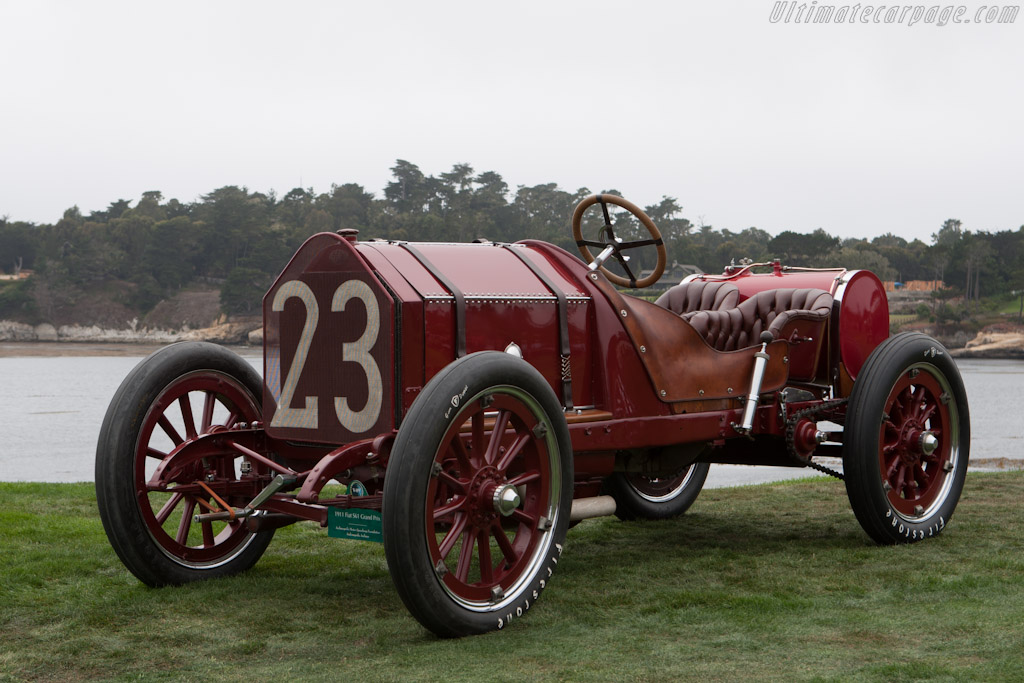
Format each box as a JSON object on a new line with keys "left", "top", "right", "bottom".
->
{"left": 883, "top": 280, "right": 943, "bottom": 293}
{"left": 639, "top": 262, "right": 704, "bottom": 291}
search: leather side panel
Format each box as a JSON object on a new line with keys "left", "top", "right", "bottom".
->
{"left": 591, "top": 275, "right": 789, "bottom": 402}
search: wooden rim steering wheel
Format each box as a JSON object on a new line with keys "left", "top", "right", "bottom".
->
{"left": 571, "top": 194, "right": 667, "bottom": 288}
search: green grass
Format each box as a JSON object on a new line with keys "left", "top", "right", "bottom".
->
{"left": 3, "top": 474, "right": 1024, "bottom": 681}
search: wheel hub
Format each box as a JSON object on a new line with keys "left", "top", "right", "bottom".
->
{"left": 897, "top": 422, "right": 926, "bottom": 465}
{"left": 465, "top": 466, "right": 511, "bottom": 525}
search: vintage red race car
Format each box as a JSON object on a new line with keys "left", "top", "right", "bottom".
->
{"left": 96, "top": 194, "right": 970, "bottom": 637}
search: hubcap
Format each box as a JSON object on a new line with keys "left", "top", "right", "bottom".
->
{"left": 919, "top": 431, "right": 939, "bottom": 456}
{"left": 493, "top": 484, "right": 521, "bottom": 516}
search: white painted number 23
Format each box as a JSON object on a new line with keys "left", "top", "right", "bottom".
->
{"left": 269, "top": 279, "right": 382, "bottom": 433}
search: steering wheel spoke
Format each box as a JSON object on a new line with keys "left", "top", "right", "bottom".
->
{"left": 572, "top": 194, "right": 667, "bottom": 289}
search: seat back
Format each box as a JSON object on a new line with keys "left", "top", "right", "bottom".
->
{"left": 687, "top": 288, "right": 833, "bottom": 351}
{"left": 655, "top": 280, "right": 740, "bottom": 316}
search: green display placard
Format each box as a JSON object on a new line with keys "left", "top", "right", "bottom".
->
{"left": 327, "top": 508, "right": 383, "bottom": 543}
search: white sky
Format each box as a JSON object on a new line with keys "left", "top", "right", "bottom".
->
{"left": 1, "top": 0, "right": 1021, "bottom": 242}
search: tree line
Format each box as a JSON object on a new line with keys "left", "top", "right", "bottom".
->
{"left": 1, "top": 159, "right": 1022, "bottom": 319}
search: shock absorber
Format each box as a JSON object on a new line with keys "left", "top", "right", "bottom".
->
{"left": 736, "top": 331, "right": 774, "bottom": 434}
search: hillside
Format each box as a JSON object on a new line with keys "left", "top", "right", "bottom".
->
{"left": 0, "top": 279, "right": 261, "bottom": 344}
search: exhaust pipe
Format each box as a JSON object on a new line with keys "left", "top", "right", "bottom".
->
{"left": 570, "top": 495, "right": 617, "bottom": 522}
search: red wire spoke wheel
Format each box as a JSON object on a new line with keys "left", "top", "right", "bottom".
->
{"left": 844, "top": 333, "right": 970, "bottom": 544}
{"left": 96, "top": 342, "right": 275, "bottom": 585}
{"left": 383, "top": 352, "right": 572, "bottom": 637}
{"left": 607, "top": 462, "right": 710, "bottom": 521}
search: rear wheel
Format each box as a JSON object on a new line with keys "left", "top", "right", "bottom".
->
{"left": 95, "top": 342, "right": 275, "bottom": 586}
{"left": 607, "top": 462, "right": 710, "bottom": 520}
{"left": 383, "top": 352, "right": 573, "bottom": 637}
{"left": 844, "top": 333, "right": 969, "bottom": 544}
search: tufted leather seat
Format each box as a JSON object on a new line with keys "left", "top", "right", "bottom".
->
{"left": 655, "top": 280, "right": 740, "bottom": 317}
{"left": 686, "top": 288, "right": 833, "bottom": 351}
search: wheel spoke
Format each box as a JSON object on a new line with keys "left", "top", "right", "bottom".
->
{"left": 893, "top": 463, "right": 907, "bottom": 497}
{"left": 914, "top": 464, "right": 930, "bottom": 489}
{"left": 175, "top": 498, "right": 196, "bottom": 545}
{"left": 201, "top": 520, "right": 215, "bottom": 548}
{"left": 507, "top": 470, "right": 541, "bottom": 487}
{"left": 438, "top": 514, "right": 467, "bottom": 559}
{"left": 452, "top": 437, "right": 473, "bottom": 473}
{"left": 147, "top": 447, "right": 168, "bottom": 460}
{"left": 455, "top": 527, "right": 474, "bottom": 582}
{"left": 201, "top": 391, "right": 216, "bottom": 432}
{"left": 471, "top": 413, "right": 485, "bottom": 463}
{"left": 433, "top": 495, "right": 468, "bottom": 521}
{"left": 477, "top": 529, "right": 493, "bottom": 584}
{"left": 155, "top": 492, "right": 184, "bottom": 525}
{"left": 158, "top": 415, "right": 184, "bottom": 447}
{"left": 484, "top": 410, "right": 511, "bottom": 465}
{"left": 510, "top": 508, "right": 536, "bottom": 526}
{"left": 492, "top": 522, "right": 518, "bottom": 564}
{"left": 179, "top": 394, "right": 197, "bottom": 439}
{"left": 885, "top": 456, "right": 900, "bottom": 480}
{"left": 919, "top": 401, "right": 937, "bottom": 425}
{"left": 438, "top": 470, "right": 467, "bottom": 494}
{"left": 495, "top": 432, "right": 531, "bottom": 474}
{"left": 902, "top": 476, "right": 918, "bottom": 499}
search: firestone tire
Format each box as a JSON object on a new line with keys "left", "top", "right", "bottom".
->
{"left": 607, "top": 462, "right": 710, "bottom": 521}
{"left": 95, "top": 342, "right": 275, "bottom": 586}
{"left": 382, "top": 352, "right": 573, "bottom": 637}
{"left": 844, "top": 333, "right": 970, "bottom": 545}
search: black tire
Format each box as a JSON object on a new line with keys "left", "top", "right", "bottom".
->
{"left": 382, "top": 352, "right": 573, "bottom": 637}
{"left": 844, "top": 333, "right": 970, "bottom": 545}
{"left": 95, "top": 342, "right": 275, "bottom": 586}
{"left": 607, "top": 462, "right": 710, "bottom": 521}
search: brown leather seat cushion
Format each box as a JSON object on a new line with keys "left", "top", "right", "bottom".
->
{"left": 687, "top": 288, "right": 833, "bottom": 351}
{"left": 655, "top": 280, "right": 740, "bottom": 316}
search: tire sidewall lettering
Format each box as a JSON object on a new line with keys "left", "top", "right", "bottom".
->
{"left": 494, "top": 551, "right": 560, "bottom": 631}
{"left": 883, "top": 503, "right": 950, "bottom": 540}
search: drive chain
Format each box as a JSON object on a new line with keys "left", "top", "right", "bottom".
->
{"left": 785, "top": 398, "right": 848, "bottom": 480}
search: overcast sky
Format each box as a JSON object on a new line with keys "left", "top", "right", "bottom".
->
{"left": 1, "top": 0, "right": 1021, "bottom": 242}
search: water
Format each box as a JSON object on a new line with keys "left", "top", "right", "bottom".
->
{"left": 0, "top": 345, "right": 261, "bottom": 483}
{"left": 0, "top": 345, "right": 1019, "bottom": 483}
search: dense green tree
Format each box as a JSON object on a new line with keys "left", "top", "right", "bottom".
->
{"left": 768, "top": 228, "right": 839, "bottom": 266}
{"left": 221, "top": 266, "right": 271, "bottom": 315}
{"left": 0, "top": 221, "right": 37, "bottom": 273}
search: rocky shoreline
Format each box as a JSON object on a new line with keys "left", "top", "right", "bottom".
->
{"left": 950, "top": 329, "right": 1024, "bottom": 359}
{"left": 0, "top": 319, "right": 263, "bottom": 346}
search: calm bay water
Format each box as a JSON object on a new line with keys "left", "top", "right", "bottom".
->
{"left": 0, "top": 345, "right": 1019, "bottom": 483}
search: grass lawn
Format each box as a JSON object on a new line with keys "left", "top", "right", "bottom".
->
{"left": 2, "top": 473, "right": 1023, "bottom": 682}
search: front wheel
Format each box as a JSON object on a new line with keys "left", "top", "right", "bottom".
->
{"left": 95, "top": 342, "right": 275, "bottom": 586}
{"left": 383, "top": 352, "right": 573, "bottom": 637}
{"left": 844, "top": 333, "right": 970, "bottom": 544}
{"left": 607, "top": 462, "right": 710, "bottom": 520}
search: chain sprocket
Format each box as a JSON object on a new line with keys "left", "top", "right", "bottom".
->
{"left": 785, "top": 398, "right": 847, "bottom": 480}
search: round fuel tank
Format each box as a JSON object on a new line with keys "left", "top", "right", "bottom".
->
{"left": 833, "top": 269, "right": 889, "bottom": 380}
